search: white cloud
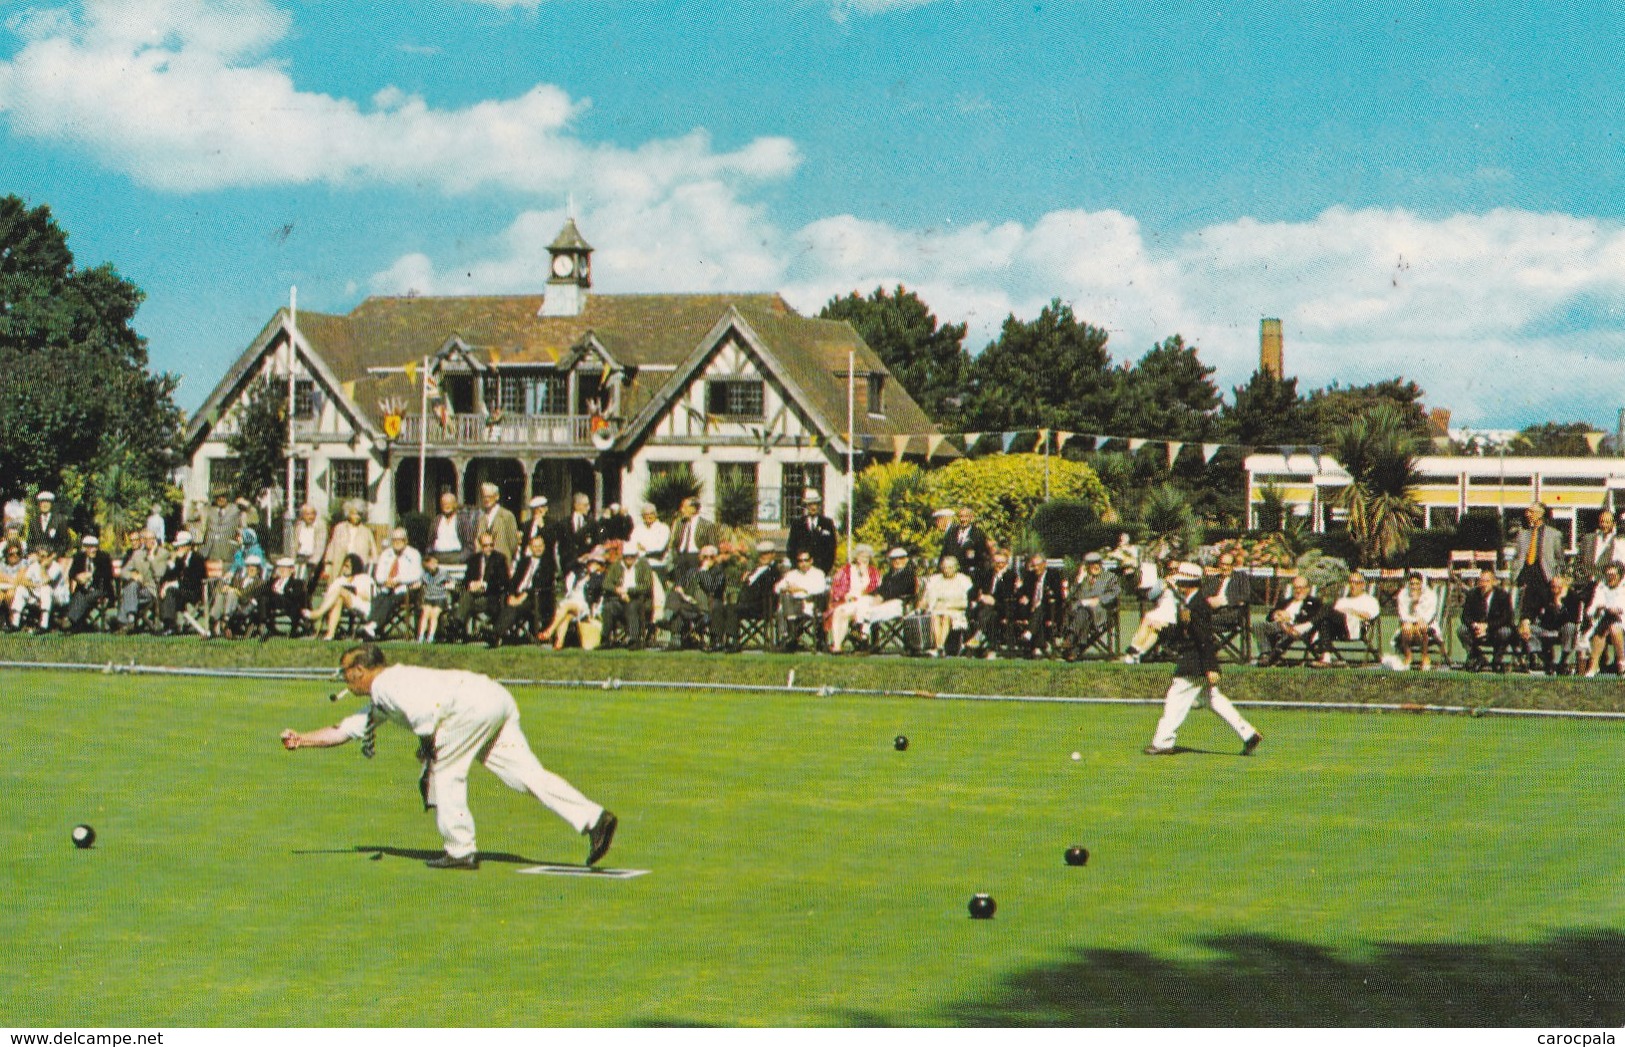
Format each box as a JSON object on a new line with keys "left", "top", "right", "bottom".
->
{"left": 0, "top": 0, "right": 797, "bottom": 196}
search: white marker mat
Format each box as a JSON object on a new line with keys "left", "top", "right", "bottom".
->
{"left": 516, "top": 864, "right": 649, "bottom": 878}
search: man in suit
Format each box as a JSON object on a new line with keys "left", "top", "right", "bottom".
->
{"left": 668, "top": 496, "right": 720, "bottom": 581}
{"left": 491, "top": 532, "right": 552, "bottom": 647}
{"left": 1574, "top": 509, "right": 1620, "bottom": 603}
{"left": 252, "top": 557, "right": 310, "bottom": 639}
{"left": 114, "top": 529, "right": 168, "bottom": 632}
{"left": 474, "top": 482, "right": 520, "bottom": 564}
{"left": 200, "top": 489, "right": 244, "bottom": 563}
{"left": 600, "top": 542, "right": 655, "bottom": 649}
{"left": 450, "top": 532, "right": 507, "bottom": 641}
{"left": 27, "top": 491, "right": 67, "bottom": 554}
{"left": 519, "top": 495, "right": 551, "bottom": 554}
{"left": 426, "top": 491, "right": 478, "bottom": 566}
{"left": 727, "top": 540, "right": 782, "bottom": 651}
{"left": 158, "top": 530, "right": 208, "bottom": 635}
{"left": 1513, "top": 501, "right": 1564, "bottom": 626}
{"left": 1144, "top": 564, "right": 1263, "bottom": 757}
{"left": 1253, "top": 575, "right": 1323, "bottom": 666}
{"left": 1013, "top": 553, "right": 1065, "bottom": 656}
{"left": 940, "top": 506, "right": 994, "bottom": 594}
{"left": 1203, "top": 551, "right": 1252, "bottom": 628}
{"left": 63, "top": 534, "right": 115, "bottom": 632}
{"left": 554, "top": 492, "right": 601, "bottom": 574}
{"left": 970, "top": 548, "right": 1019, "bottom": 658}
{"left": 786, "top": 489, "right": 838, "bottom": 574}
{"left": 1063, "top": 552, "right": 1121, "bottom": 659}
{"left": 1458, "top": 566, "right": 1515, "bottom": 671}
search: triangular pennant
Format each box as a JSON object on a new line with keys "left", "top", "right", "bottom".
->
{"left": 1001, "top": 432, "right": 1018, "bottom": 452}
{"left": 340, "top": 380, "right": 356, "bottom": 401}
{"left": 1037, "top": 428, "right": 1051, "bottom": 452}
{"left": 1055, "top": 430, "right": 1074, "bottom": 450}
{"left": 403, "top": 360, "right": 418, "bottom": 385}
{"left": 893, "top": 434, "right": 909, "bottom": 458}
{"left": 927, "top": 434, "right": 946, "bottom": 459}
{"left": 1202, "top": 443, "right": 1220, "bottom": 463}
{"left": 962, "top": 432, "right": 983, "bottom": 453}
{"left": 489, "top": 348, "right": 503, "bottom": 366}
{"left": 1128, "top": 438, "right": 1147, "bottom": 453}
{"left": 601, "top": 362, "right": 614, "bottom": 385}
{"left": 1586, "top": 431, "right": 1607, "bottom": 453}
{"left": 808, "top": 435, "right": 819, "bottom": 449}
{"left": 1166, "top": 441, "right": 1183, "bottom": 468}
{"left": 1308, "top": 445, "right": 1323, "bottom": 471}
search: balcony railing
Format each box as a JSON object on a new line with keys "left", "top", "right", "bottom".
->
{"left": 398, "top": 413, "right": 595, "bottom": 448}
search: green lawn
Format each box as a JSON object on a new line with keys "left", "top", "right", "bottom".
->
{"left": 2, "top": 667, "right": 1622, "bottom": 1027}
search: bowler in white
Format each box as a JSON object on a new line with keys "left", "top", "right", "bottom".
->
{"left": 280, "top": 644, "right": 617, "bottom": 870}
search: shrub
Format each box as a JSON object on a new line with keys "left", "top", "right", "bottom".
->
{"left": 643, "top": 465, "right": 703, "bottom": 518}
{"left": 1454, "top": 510, "right": 1503, "bottom": 552}
{"left": 929, "top": 454, "right": 1111, "bottom": 549}
{"left": 1030, "top": 499, "right": 1098, "bottom": 559}
{"left": 400, "top": 511, "right": 431, "bottom": 553}
{"left": 1402, "top": 527, "right": 1457, "bottom": 568}
{"left": 852, "top": 461, "right": 938, "bottom": 559}
{"left": 715, "top": 473, "right": 757, "bottom": 529}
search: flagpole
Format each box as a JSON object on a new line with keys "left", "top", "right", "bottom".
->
{"left": 284, "top": 287, "right": 298, "bottom": 556}
{"left": 417, "top": 355, "right": 430, "bottom": 513}
{"left": 846, "top": 349, "right": 855, "bottom": 553}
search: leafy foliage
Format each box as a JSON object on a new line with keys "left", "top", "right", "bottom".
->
{"left": 1140, "top": 483, "right": 1201, "bottom": 557}
{"left": 643, "top": 464, "right": 704, "bottom": 518}
{"left": 1331, "top": 403, "right": 1423, "bottom": 566}
{"left": 225, "top": 377, "right": 289, "bottom": 501}
{"left": 851, "top": 461, "right": 937, "bottom": 559}
{"left": 819, "top": 285, "right": 971, "bottom": 432}
{"left": 960, "top": 299, "right": 1117, "bottom": 433}
{"left": 715, "top": 471, "right": 758, "bottom": 529}
{"left": 1511, "top": 421, "right": 1602, "bottom": 457}
{"left": 1305, "top": 378, "right": 1433, "bottom": 444}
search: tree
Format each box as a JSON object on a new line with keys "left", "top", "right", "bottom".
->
{"left": 1304, "top": 378, "right": 1433, "bottom": 445}
{"left": 0, "top": 195, "right": 182, "bottom": 527}
{"left": 960, "top": 299, "right": 1117, "bottom": 433}
{"left": 1511, "top": 421, "right": 1601, "bottom": 457}
{"left": 1218, "top": 369, "right": 1312, "bottom": 447}
{"left": 820, "top": 286, "right": 971, "bottom": 432}
{"left": 226, "top": 377, "right": 291, "bottom": 501}
{"left": 1331, "top": 403, "right": 1423, "bottom": 567}
{"left": 1112, "top": 335, "right": 1221, "bottom": 440}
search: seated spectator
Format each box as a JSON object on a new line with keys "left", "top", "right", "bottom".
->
{"left": 826, "top": 544, "right": 882, "bottom": 653}
{"left": 1584, "top": 561, "right": 1625, "bottom": 677}
{"left": 1013, "top": 553, "right": 1064, "bottom": 657}
{"left": 1394, "top": 572, "right": 1441, "bottom": 671}
{"left": 1458, "top": 567, "right": 1515, "bottom": 672}
{"left": 968, "top": 548, "right": 1019, "bottom": 658}
{"left": 724, "top": 540, "right": 782, "bottom": 651}
{"left": 854, "top": 547, "right": 918, "bottom": 644}
{"left": 114, "top": 530, "right": 168, "bottom": 633}
{"left": 1203, "top": 551, "right": 1250, "bottom": 627}
{"left": 922, "top": 554, "right": 974, "bottom": 656}
{"left": 691, "top": 543, "right": 734, "bottom": 651}
{"left": 1105, "top": 532, "right": 1139, "bottom": 574}
{"left": 209, "top": 553, "right": 265, "bottom": 638}
{"left": 361, "top": 527, "right": 423, "bottom": 640}
{"left": 11, "top": 545, "right": 63, "bottom": 632}
{"left": 0, "top": 543, "right": 26, "bottom": 613}
{"left": 64, "top": 534, "right": 115, "bottom": 633}
{"left": 158, "top": 531, "right": 208, "bottom": 636}
{"left": 1122, "top": 559, "right": 1181, "bottom": 663}
{"left": 601, "top": 541, "right": 657, "bottom": 650}
{"left": 775, "top": 549, "right": 828, "bottom": 652}
{"left": 253, "top": 557, "right": 309, "bottom": 640}
{"left": 452, "top": 533, "right": 509, "bottom": 642}
{"left": 538, "top": 554, "right": 608, "bottom": 650}
{"left": 490, "top": 531, "right": 554, "bottom": 648}
{"left": 1063, "top": 552, "right": 1121, "bottom": 660}
{"left": 1310, "top": 572, "right": 1381, "bottom": 666}
{"left": 661, "top": 544, "right": 722, "bottom": 651}
{"left": 416, "top": 552, "right": 454, "bottom": 643}
{"left": 305, "top": 553, "right": 375, "bottom": 641}
{"left": 629, "top": 504, "right": 672, "bottom": 579}
{"left": 1253, "top": 575, "right": 1323, "bottom": 667}
{"left": 1524, "top": 574, "right": 1583, "bottom": 675}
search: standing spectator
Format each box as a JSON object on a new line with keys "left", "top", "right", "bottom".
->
{"left": 145, "top": 503, "right": 168, "bottom": 546}
{"left": 427, "top": 490, "right": 477, "bottom": 566}
{"left": 1253, "top": 575, "right": 1324, "bottom": 667}
{"left": 518, "top": 496, "right": 551, "bottom": 555}
{"left": 825, "top": 544, "right": 882, "bottom": 653}
{"left": 554, "top": 492, "right": 600, "bottom": 574}
{"left": 254, "top": 557, "right": 309, "bottom": 640}
{"left": 1458, "top": 567, "right": 1515, "bottom": 672}
{"left": 27, "top": 491, "right": 67, "bottom": 554}
{"left": 1064, "top": 552, "right": 1121, "bottom": 659}
{"left": 290, "top": 503, "right": 328, "bottom": 579}
{"left": 629, "top": 504, "right": 671, "bottom": 578}
{"left": 669, "top": 496, "right": 718, "bottom": 581}
{"left": 158, "top": 531, "right": 209, "bottom": 636}
{"left": 1143, "top": 564, "right": 1264, "bottom": 758}
{"left": 305, "top": 553, "right": 375, "bottom": 642}
{"left": 1512, "top": 502, "right": 1562, "bottom": 628}
{"left": 940, "top": 506, "right": 994, "bottom": 593}
{"left": 1583, "top": 561, "right": 1625, "bottom": 677}
{"left": 774, "top": 549, "right": 828, "bottom": 651}
{"left": 1309, "top": 572, "right": 1381, "bottom": 667}
{"left": 114, "top": 530, "right": 168, "bottom": 632}
{"left": 1013, "top": 553, "right": 1064, "bottom": 657}
{"left": 599, "top": 502, "right": 634, "bottom": 544}
{"left": 416, "top": 552, "right": 454, "bottom": 643}
{"left": 453, "top": 533, "right": 509, "bottom": 642}
{"left": 786, "top": 489, "right": 837, "bottom": 574}
{"left": 601, "top": 542, "right": 656, "bottom": 650}
{"left": 922, "top": 554, "right": 974, "bottom": 656}
{"left": 1574, "top": 510, "right": 1621, "bottom": 604}
{"left": 361, "top": 528, "right": 424, "bottom": 640}
{"left": 200, "top": 489, "right": 244, "bottom": 563}
{"left": 64, "top": 535, "right": 115, "bottom": 633}
{"left": 474, "top": 482, "right": 520, "bottom": 564}
{"left": 323, "top": 501, "right": 378, "bottom": 582}
{"left": 1394, "top": 572, "right": 1440, "bottom": 671}
{"left": 1524, "top": 575, "right": 1583, "bottom": 675}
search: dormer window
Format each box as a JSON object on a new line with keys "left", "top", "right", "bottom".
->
{"left": 866, "top": 373, "right": 886, "bottom": 417}
{"left": 706, "top": 379, "right": 765, "bottom": 421}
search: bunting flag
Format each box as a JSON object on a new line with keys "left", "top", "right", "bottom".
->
{"left": 1586, "top": 431, "right": 1607, "bottom": 453}
{"left": 1127, "top": 438, "right": 1147, "bottom": 453}
{"left": 1037, "top": 428, "right": 1051, "bottom": 452}
{"left": 962, "top": 432, "right": 983, "bottom": 452}
{"left": 433, "top": 399, "right": 451, "bottom": 431}
{"left": 403, "top": 360, "right": 418, "bottom": 385}
{"left": 340, "top": 380, "right": 356, "bottom": 402}
{"left": 600, "top": 361, "right": 614, "bottom": 385}
{"left": 1307, "top": 445, "right": 1323, "bottom": 472}
{"left": 1001, "top": 432, "right": 1019, "bottom": 452}
{"left": 422, "top": 367, "right": 440, "bottom": 399}
{"left": 927, "top": 434, "right": 946, "bottom": 459}
{"left": 1055, "top": 430, "right": 1074, "bottom": 450}
{"left": 893, "top": 434, "right": 910, "bottom": 458}
{"left": 1166, "top": 441, "right": 1183, "bottom": 468}
{"left": 489, "top": 347, "right": 503, "bottom": 366}
{"left": 1202, "top": 443, "right": 1220, "bottom": 463}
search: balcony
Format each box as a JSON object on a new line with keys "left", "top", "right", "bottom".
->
{"left": 398, "top": 413, "right": 595, "bottom": 449}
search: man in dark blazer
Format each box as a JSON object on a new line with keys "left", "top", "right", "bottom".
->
{"left": 63, "top": 534, "right": 115, "bottom": 632}
{"left": 600, "top": 542, "right": 655, "bottom": 649}
{"left": 454, "top": 532, "right": 509, "bottom": 640}
{"left": 1253, "top": 574, "right": 1324, "bottom": 666}
{"left": 1013, "top": 552, "right": 1065, "bottom": 656}
{"left": 1458, "top": 566, "right": 1515, "bottom": 671}
{"left": 785, "top": 489, "right": 837, "bottom": 574}
{"left": 158, "top": 530, "right": 208, "bottom": 635}
{"left": 1512, "top": 502, "right": 1564, "bottom": 625}
{"left": 668, "top": 496, "right": 721, "bottom": 580}
{"left": 553, "top": 492, "right": 602, "bottom": 574}
{"left": 727, "top": 541, "right": 783, "bottom": 651}
{"left": 251, "top": 557, "right": 309, "bottom": 639}
{"left": 970, "top": 548, "right": 1020, "bottom": 656}
{"left": 940, "top": 506, "right": 995, "bottom": 594}
{"left": 491, "top": 532, "right": 552, "bottom": 647}
{"left": 1144, "top": 563, "right": 1263, "bottom": 757}
{"left": 27, "top": 491, "right": 67, "bottom": 554}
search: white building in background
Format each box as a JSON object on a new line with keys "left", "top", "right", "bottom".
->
{"left": 182, "top": 220, "right": 950, "bottom": 530}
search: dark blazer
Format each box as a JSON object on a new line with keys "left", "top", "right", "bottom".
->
{"left": 1460, "top": 586, "right": 1514, "bottom": 630}
{"left": 1015, "top": 566, "right": 1065, "bottom": 627}
{"left": 1535, "top": 590, "right": 1584, "bottom": 632}
{"left": 1268, "top": 591, "right": 1323, "bottom": 626}
{"left": 786, "top": 513, "right": 838, "bottom": 574}
{"left": 940, "top": 523, "right": 994, "bottom": 589}
{"left": 736, "top": 561, "right": 783, "bottom": 618}
{"left": 69, "top": 550, "right": 115, "bottom": 596}
{"left": 27, "top": 510, "right": 67, "bottom": 554}
{"left": 877, "top": 563, "right": 918, "bottom": 604}
{"left": 1170, "top": 590, "right": 1221, "bottom": 678}
{"left": 553, "top": 514, "right": 602, "bottom": 572}
{"left": 1575, "top": 528, "right": 1621, "bottom": 585}
{"left": 1202, "top": 571, "right": 1251, "bottom": 607}
{"left": 507, "top": 551, "right": 550, "bottom": 598}
{"left": 463, "top": 550, "right": 510, "bottom": 595}
{"left": 162, "top": 551, "right": 208, "bottom": 604}
{"left": 427, "top": 509, "right": 479, "bottom": 560}
{"left": 669, "top": 515, "right": 722, "bottom": 559}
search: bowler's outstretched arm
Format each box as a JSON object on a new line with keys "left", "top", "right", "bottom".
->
{"left": 280, "top": 726, "right": 352, "bottom": 750}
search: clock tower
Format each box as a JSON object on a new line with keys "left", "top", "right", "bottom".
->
{"left": 540, "top": 218, "right": 593, "bottom": 318}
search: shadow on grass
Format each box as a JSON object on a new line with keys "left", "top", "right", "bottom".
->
{"left": 925, "top": 930, "right": 1625, "bottom": 1027}
{"left": 292, "top": 844, "right": 579, "bottom": 866}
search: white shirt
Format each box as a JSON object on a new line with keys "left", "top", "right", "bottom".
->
{"left": 1397, "top": 586, "right": 1438, "bottom": 626}
{"left": 338, "top": 665, "right": 503, "bottom": 741}
{"left": 629, "top": 521, "right": 671, "bottom": 562}
{"left": 295, "top": 521, "right": 319, "bottom": 559}
{"left": 372, "top": 546, "right": 423, "bottom": 592}
{"left": 1588, "top": 580, "right": 1625, "bottom": 617}
{"left": 1334, "top": 592, "right": 1381, "bottom": 637}
{"left": 432, "top": 514, "right": 463, "bottom": 554}
{"left": 924, "top": 572, "right": 974, "bottom": 625}
{"left": 146, "top": 512, "right": 167, "bottom": 544}
{"left": 775, "top": 566, "right": 828, "bottom": 598}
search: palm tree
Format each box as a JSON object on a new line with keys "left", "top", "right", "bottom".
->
{"left": 1331, "top": 404, "right": 1423, "bottom": 567}
{"left": 1141, "top": 483, "right": 1200, "bottom": 559}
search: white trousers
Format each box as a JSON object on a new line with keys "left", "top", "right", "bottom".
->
{"left": 427, "top": 680, "right": 604, "bottom": 858}
{"left": 1151, "top": 675, "right": 1256, "bottom": 751}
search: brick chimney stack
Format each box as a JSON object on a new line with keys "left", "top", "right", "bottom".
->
{"left": 1260, "top": 318, "right": 1283, "bottom": 379}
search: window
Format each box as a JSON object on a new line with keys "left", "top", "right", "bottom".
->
{"left": 270, "top": 459, "right": 310, "bottom": 506}
{"left": 706, "top": 379, "right": 765, "bottom": 420}
{"left": 482, "top": 371, "right": 568, "bottom": 416}
{"left": 209, "top": 457, "right": 241, "bottom": 496}
{"left": 781, "top": 463, "right": 824, "bottom": 521}
{"left": 293, "top": 379, "right": 318, "bottom": 420}
{"left": 866, "top": 374, "right": 886, "bottom": 417}
{"left": 444, "top": 373, "right": 476, "bottom": 414}
{"left": 329, "top": 459, "right": 369, "bottom": 504}
{"left": 535, "top": 374, "right": 569, "bottom": 416}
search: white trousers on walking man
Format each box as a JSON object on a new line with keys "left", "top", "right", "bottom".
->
{"left": 1151, "top": 675, "right": 1257, "bottom": 752}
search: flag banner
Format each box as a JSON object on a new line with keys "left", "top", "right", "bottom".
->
{"left": 341, "top": 380, "right": 356, "bottom": 401}
{"left": 1037, "top": 428, "right": 1051, "bottom": 452}
{"left": 1128, "top": 438, "right": 1147, "bottom": 453}
{"left": 403, "top": 360, "right": 417, "bottom": 385}
{"left": 600, "top": 361, "right": 614, "bottom": 385}
{"left": 894, "top": 434, "right": 910, "bottom": 458}
{"left": 423, "top": 369, "right": 440, "bottom": 398}
{"left": 1586, "top": 431, "right": 1607, "bottom": 453}
{"left": 962, "top": 432, "right": 983, "bottom": 452}
{"left": 1308, "top": 444, "right": 1323, "bottom": 471}
{"left": 1001, "top": 432, "right": 1019, "bottom": 452}
{"left": 1166, "top": 441, "right": 1183, "bottom": 468}
{"left": 433, "top": 400, "right": 451, "bottom": 430}
{"left": 927, "top": 434, "right": 946, "bottom": 459}
{"left": 1202, "top": 443, "right": 1220, "bottom": 463}
{"left": 1055, "top": 430, "right": 1074, "bottom": 450}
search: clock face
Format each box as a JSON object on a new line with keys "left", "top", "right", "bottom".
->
{"left": 551, "top": 254, "right": 574, "bottom": 278}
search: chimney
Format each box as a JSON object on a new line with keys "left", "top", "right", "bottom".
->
{"left": 1260, "top": 318, "right": 1283, "bottom": 379}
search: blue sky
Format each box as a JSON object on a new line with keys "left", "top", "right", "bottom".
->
{"left": 4, "top": 0, "right": 1625, "bottom": 428}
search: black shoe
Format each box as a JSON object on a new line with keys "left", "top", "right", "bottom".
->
{"left": 1242, "top": 732, "right": 1263, "bottom": 756}
{"left": 1143, "top": 745, "right": 1177, "bottom": 756}
{"left": 425, "top": 853, "right": 479, "bottom": 870}
{"left": 585, "top": 809, "right": 618, "bottom": 867}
